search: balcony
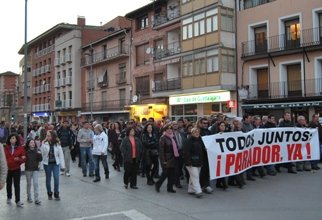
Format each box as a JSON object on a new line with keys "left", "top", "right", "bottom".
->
{"left": 153, "top": 77, "right": 181, "bottom": 92}
{"left": 242, "top": 27, "right": 322, "bottom": 58}
{"left": 32, "top": 103, "right": 50, "bottom": 112}
{"left": 35, "top": 45, "right": 55, "bottom": 58}
{"left": 154, "top": 8, "right": 180, "bottom": 28}
{"left": 81, "top": 44, "right": 129, "bottom": 66}
{"left": 55, "top": 79, "right": 61, "bottom": 88}
{"left": 154, "top": 41, "right": 181, "bottom": 59}
{"left": 244, "top": 78, "right": 322, "bottom": 100}
{"left": 82, "top": 99, "right": 130, "bottom": 112}
{"left": 65, "top": 76, "right": 72, "bottom": 85}
{"left": 65, "top": 53, "right": 72, "bottom": 63}
{"left": 116, "top": 71, "right": 127, "bottom": 84}
{"left": 241, "top": 0, "right": 275, "bottom": 10}
{"left": 60, "top": 56, "right": 66, "bottom": 65}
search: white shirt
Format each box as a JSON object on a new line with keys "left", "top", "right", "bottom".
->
{"left": 92, "top": 132, "right": 108, "bottom": 156}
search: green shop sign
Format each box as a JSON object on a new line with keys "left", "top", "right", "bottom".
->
{"left": 169, "top": 92, "right": 230, "bottom": 105}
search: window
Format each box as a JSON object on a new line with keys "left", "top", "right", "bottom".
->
{"left": 182, "top": 0, "right": 192, "bottom": 3}
{"left": 287, "top": 64, "right": 302, "bottom": 97}
{"left": 257, "top": 68, "right": 269, "bottom": 98}
{"left": 194, "top": 13, "right": 205, "bottom": 37}
{"left": 103, "top": 45, "right": 107, "bottom": 59}
{"left": 136, "top": 43, "right": 149, "bottom": 66}
{"left": 206, "top": 8, "right": 218, "bottom": 33}
{"left": 119, "top": 89, "right": 126, "bottom": 106}
{"left": 285, "top": 19, "right": 300, "bottom": 48}
{"left": 138, "top": 15, "right": 149, "bottom": 30}
{"left": 183, "top": 17, "right": 193, "bottom": 40}
{"left": 183, "top": 55, "right": 193, "bottom": 76}
{"left": 194, "top": 52, "right": 206, "bottom": 75}
{"left": 221, "top": 8, "right": 234, "bottom": 32}
{"left": 222, "top": 55, "right": 235, "bottom": 73}
{"left": 207, "top": 50, "right": 219, "bottom": 73}
{"left": 254, "top": 26, "right": 267, "bottom": 53}
{"left": 136, "top": 76, "right": 150, "bottom": 96}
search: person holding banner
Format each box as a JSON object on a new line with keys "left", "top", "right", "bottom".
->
{"left": 277, "top": 112, "right": 297, "bottom": 174}
{"left": 215, "top": 122, "right": 229, "bottom": 190}
{"left": 295, "top": 116, "right": 311, "bottom": 171}
{"left": 308, "top": 113, "right": 322, "bottom": 170}
{"left": 196, "top": 117, "right": 214, "bottom": 194}
{"left": 184, "top": 127, "right": 204, "bottom": 198}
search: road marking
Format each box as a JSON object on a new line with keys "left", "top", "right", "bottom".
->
{"left": 69, "top": 209, "right": 152, "bottom": 220}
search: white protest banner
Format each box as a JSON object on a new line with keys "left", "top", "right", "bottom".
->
{"left": 202, "top": 127, "right": 320, "bottom": 180}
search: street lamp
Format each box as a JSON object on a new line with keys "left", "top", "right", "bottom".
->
{"left": 84, "top": 49, "right": 93, "bottom": 122}
{"left": 23, "top": 0, "right": 28, "bottom": 144}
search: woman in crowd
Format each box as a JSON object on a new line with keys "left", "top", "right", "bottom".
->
{"left": 109, "top": 122, "right": 122, "bottom": 171}
{"left": 184, "top": 127, "right": 204, "bottom": 198}
{"left": 216, "top": 122, "right": 229, "bottom": 190}
{"left": 25, "top": 139, "right": 42, "bottom": 205}
{"left": 141, "top": 123, "right": 159, "bottom": 185}
{"left": 4, "top": 133, "right": 26, "bottom": 207}
{"left": 155, "top": 123, "right": 179, "bottom": 193}
{"left": 41, "top": 130, "right": 65, "bottom": 201}
{"left": 120, "top": 127, "right": 143, "bottom": 189}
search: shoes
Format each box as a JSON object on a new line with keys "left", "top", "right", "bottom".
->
{"left": 147, "top": 180, "right": 155, "bottom": 185}
{"left": 175, "top": 184, "right": 183, "bottom": 189}
{"left": 267, "top": 170, "right": 277, "bottom": 176}
{"left": 124, "top": 184, "right": 128, "bottom": 189}
{"left": 130, "top": 186, "right": 139, "bottom": 189}
{"left": 35, "top": 200, "right": 41, "bottom": 205}
{"left": 155, "top": 183, "right": 160, "bottom": 193}
{"left": 167, "top": 189, "right": 176, "bottom": 193}
{"left": 195, "top": 192, "right": 203, "bottom": 198}
{"left": 247, "top": 176, "right": 256, "bottom": 181}
{"left": 296, "top": 168, "right": 303, "bottom": 172}
{"left": 65, "top": 172, "right": 71, "bottom": 177}
{"left": 83, "top": 174, "right": 87, "bottom": 177}
{"left": 47, "top": 192, "right": 53, "bottom": 200}
{"left": 16, "top": 201, "right": 24, "bottom": 208}
{"left": 7, "top": 199, "right": 11, "bottom": 204}
{"left": 27, "top": 198, "right": 33, "bottom": 203}
{"left": 203, "top": 186, "right": 213, "bottom": 194}
{"left": 89, "top": 173, "right": 94, "bottom": 177}
{"left": 288, "top": 170, "right": 297, "bottom": 174}
{"left": 312, "top": 166, "right": 321, "bottom": 170}
{"left": 105, "top": 174, "right": 109, "bottom": 179}
{"left": 304, "top": 168, "right": 311, "bottom": 171}
{"left": 54, "top": 192, "right": 60, "bottom": 201}
{"left": 93, "top": 178, "right": 101, "bottom": 182}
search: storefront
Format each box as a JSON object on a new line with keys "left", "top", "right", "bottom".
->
{"left": 169, "top": 91, "right": 235, "bottom": 121}
{"left": 241, "top": 101, "right": 322, "bottom": 121}
{"left": 130, "top": 104, "right": 168, "bottom": 122}
{"left": 57, "top": 111, "right": 78, "bottom": 124}
{"left": 79, "top": 110, "right": 130, "bottom": 123}
{"left": 32, "top": 112, "right": 52, "bottom": 123}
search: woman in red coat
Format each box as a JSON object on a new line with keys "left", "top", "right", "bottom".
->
{"left": 4, "top": 133, "right": 26, "bottom": 208}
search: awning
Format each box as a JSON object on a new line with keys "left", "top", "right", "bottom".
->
{"left": 241, "top": 101, "right": 322, "bottom": 109}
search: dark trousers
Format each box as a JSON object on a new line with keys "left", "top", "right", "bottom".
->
{"left": 113, "top": 146, "right": 123, "bottom": 168}
{"left": 200, "top": 155, "right": 211, "bottom": 188}
{"left": 146, "top": 156, "right": 159, "bottom": 183}
{"left": 123, "top": 159, "right": 138, "bottom": 187}
{"left": 156, "top": 167, "right": 175, "bottom": 191}
{"left": 175, "top": 155, "right": 183, "bottom": 186}
{"left": 6, "top": 169, "right": 21, "bottom": 203}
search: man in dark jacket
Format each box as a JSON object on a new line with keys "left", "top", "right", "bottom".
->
{"left": 57, "top": 121, "right": 74, "bottom": 177}
{"left": 278, "top": 112, "right": 297, "bottom": 174}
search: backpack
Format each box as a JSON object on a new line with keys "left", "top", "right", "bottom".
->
{"left": 0, "top": 127, "right": 5, "bottom": 139}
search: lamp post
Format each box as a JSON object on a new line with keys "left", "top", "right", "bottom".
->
{"left": 23, "top": 0, "right": 28, "bottom": 144}
{"left": 84, "top": 49, "right": 93, "bottom": 122}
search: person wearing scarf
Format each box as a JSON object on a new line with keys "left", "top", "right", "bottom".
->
{"left": 155, "top": 123, "right": 179, "bottom": 193}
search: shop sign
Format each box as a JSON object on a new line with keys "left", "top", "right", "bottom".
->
{"left": 241, "top": 101, "right": 322, "bottom": 109}
{"left": 169, "top": 92, "right": 230, "bottom": 105}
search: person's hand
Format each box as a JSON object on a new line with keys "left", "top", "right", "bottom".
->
{"left": 14, "top": 157, "right": 20, "bottom": 161}
{"left": 0, "top": 182, "right": 5, "bottom": 190}
{"left": 70, "top": 146, "right": 74, "bottom": 150}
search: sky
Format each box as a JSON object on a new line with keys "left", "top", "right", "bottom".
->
{"left": 0, "top": 0, "right": 152, "bottom": 74}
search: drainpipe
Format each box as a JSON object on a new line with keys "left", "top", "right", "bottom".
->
{"left": 234, "top": 0, "right": 239, "bottom": 116}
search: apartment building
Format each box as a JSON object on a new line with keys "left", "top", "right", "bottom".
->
{"left": 0, "top": 71, "right": 19, "bottom": 122}
{"left": 125, "top": 0, "right": 237, "bottom": 122}
{"left": 237, "top": 0, "right": 322, "bottom": 120}
{"left": 80, "top": 16, "right": 132, "bottom": 122}
{"left": 19, "top": 17, "right": 106, "bottom": 123}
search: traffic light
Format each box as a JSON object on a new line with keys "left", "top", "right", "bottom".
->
{"left": 11, "top": 115, "right": 14, "bottom": 121}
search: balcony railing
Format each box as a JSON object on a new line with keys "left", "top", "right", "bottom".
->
{"left": 153, "top": 77, "right": 181, "bottom": 92}
{"left": 154, "top": 41, "right": 181, "bottom": 59}
{"left": 32, "top": 103, "right": 50, "bottom": 112}
{"left": 35, "top": 45, "right": 55, "bottom": 58}
{"left": 82, "top": 99, "right": 130, "bottom": 112}
{"left": 154, "top": 8, "right": 180, "bottom": 27}
{"left": 244, "top": 78, "right": 322, "bottom": 100}
{"left": 82, "top": 44, "right": 129, "bottom": 66}
{"left": 242, "top": 27, "right": 322, "bottom": 57}
{"left": 241, "top": 0, "right": 275, "bottom": 10}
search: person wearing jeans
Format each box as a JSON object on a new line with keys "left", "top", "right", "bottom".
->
{"left": 41, "top": 130, "right": 65, "bottom": 201}
{"left": 92, "top": 124, "right": 109, "bottom": 182}
{"left": 57, "top": 121, "right": 74, "bottom": 177}
{"left": 77, "top": 121, "right": 94, "bottom": 177}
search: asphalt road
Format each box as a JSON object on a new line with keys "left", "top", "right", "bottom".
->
{"left": 1, "top": 158, "right": 322, "bottom": 220}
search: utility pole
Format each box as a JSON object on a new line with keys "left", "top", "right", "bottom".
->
{"left": 23, "top": 0, "right": 28, "bottom": 144}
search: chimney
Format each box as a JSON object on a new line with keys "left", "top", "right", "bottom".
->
{"left": 77, "top": 16, "right": 86, "bottom": 27}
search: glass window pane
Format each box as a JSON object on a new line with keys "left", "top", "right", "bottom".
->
{"left": 188, "top": 24, "right": 193, "bottom": 38}
{"left": 194, "top": 22, "right": 199, "bottom": 36}
{"left": 183, "top": 17, "right": 193, "bottom": 25}
{"left": 206, "top": 8, "right": 218, "bottom": 17}
{"left": 194, "top": 13, "right": 204, "bottom": 21}
{"left": 206, "top": 18, "right": 212, "bottom": 33}
{"left": 184, "top": 104, "right": 197, "bottom": 115}
{"left": 172, "top": 105, "right": 183, "bottom": 115}
{"left": 200, "top": 20, "right": 205, "bottom": 35}
{"left": 213, "top": 16, "right": 218, "bottom": 31}
{"left": 183, "top": 26, "right": 187, "bottom": 40}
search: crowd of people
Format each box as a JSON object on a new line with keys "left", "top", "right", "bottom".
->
{"left": 0, "top": 111, "right": 321, "bottom": 208}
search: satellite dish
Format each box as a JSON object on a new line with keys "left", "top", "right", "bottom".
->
{"left": 132, "top": 95, "right": 138, "bottom": 103}
{"left": 146, "top": 47, "right": 151, "bottom": 54}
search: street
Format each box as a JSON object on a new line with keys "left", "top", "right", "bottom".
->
{"left": 1, "top": 158, "right": 322, "bottom": 220}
